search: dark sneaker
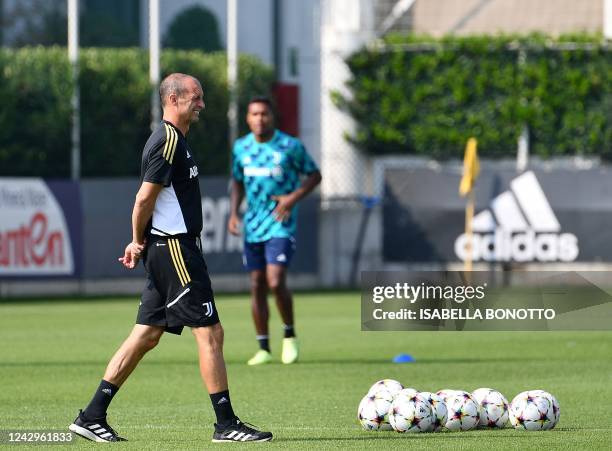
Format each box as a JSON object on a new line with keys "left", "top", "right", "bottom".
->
{"left": 68, "top": 410, "right": 127, "bottom": 442}
{"left": 212, "top": 419, "right": 273, "bottom": 442}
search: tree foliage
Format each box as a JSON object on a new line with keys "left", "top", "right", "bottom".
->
{"left": 338, "top": 34, "right": 612, "bottom": 159}
{"left": 0, "top": 48, "right": 273, "bottom": 177}
{"left": 163, "top": 6, "right": 223, "bottom": 52}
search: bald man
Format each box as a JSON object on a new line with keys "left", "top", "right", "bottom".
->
{"left": 69, "top": 73, "right": 272, "bottom": 443}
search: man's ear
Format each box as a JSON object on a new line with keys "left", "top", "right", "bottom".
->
{"left": 168, "top": 93, "right": 178, "bottom": 106}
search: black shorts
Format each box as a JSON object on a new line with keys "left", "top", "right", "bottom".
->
{"left": 137, "top": 235, "right": 220, "bottom": 335}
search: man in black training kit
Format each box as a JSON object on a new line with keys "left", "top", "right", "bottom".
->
{"left": 69, "top": 73, "right": 272, "bottom": 443}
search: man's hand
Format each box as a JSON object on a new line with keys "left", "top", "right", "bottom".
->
{"left": 271, "top": 194, "right": 297, "bottom": 222}
{"left": 227, "top": 213, "right": 242, "bottom": 236}
{"left": 118, "top": 241, "right": 145, "bottom": 269}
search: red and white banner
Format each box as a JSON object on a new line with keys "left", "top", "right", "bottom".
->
{"left": 0, "top": 179, "right": 74, "bottom": 275}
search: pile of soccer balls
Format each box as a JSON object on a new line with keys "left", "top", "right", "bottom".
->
{"left": 358, "top": 379, "right": 560, "bottom": 433}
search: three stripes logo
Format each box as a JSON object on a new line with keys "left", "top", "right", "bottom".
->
{"left": 225, "top": 431, "right": 253, "bottom": 441}
{"left": 454, "top": 171, "right": 579, "bottom": 262}
{"left": 162, "top": 123, "right": 178, "bottom": 164}
{"left": 168, "top": 239, "right": 191, "bottom": 286}
{"left": 86, "top": 423, "right": 113, "bottom": 440}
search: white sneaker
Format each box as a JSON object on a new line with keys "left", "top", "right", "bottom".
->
{"left": 281, "top": 337, "right": 299, "bottom": 364}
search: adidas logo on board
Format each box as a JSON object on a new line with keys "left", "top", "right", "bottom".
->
{"left": 454, "top": 171, "right": 579, "bottom": 262}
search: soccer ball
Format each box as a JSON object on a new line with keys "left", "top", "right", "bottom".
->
{"left": 367, "top": 379, "right": 404, "bottom": 398}
{"left": 548, "top": 393, "right": 560, "bottom": 428}
{"left": 388, "top": 391, "right": 433, "bottom": 433}
{"left": 436, "top": 389, "right": 461, "bottom": 402}
{"left": 509, "top": 390, "right": 557, "bottom": 431}
{"left": 472, "top": 388, "right": 509, "bottom": 428}
{"left": 395, "top": 387, "right": 419, "bottom": 399}
{"left": 527, "top": 390, "right": 560, "bottom": 428}
{"left": 419, "top": 391, "right": 448, "bottom": 432}
{"left": 444, "top": 392, "right": 481, "bottom": 431}
{"left": 357, "top": 390, "right": 394, "bottom": 431}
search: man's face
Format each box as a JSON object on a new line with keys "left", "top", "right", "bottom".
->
{"left": 177, "top": 79, "right": 205, "bottom": 124}
{"left": 246, "top": 102, "right": 273, "bottom": 136}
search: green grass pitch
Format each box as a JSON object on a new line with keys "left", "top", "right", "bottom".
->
{"left": 1, "top": 292, "right": 611, "bottom": 449}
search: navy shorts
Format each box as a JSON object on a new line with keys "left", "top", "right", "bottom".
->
{"left": 243, "top": 237, "right": 296, "bottom": 271}
{"left": 137, "top": 235, "right": 220, "bottom": 335}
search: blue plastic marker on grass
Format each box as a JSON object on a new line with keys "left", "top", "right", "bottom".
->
{"left": 393, "top": 354, "right": 415, "bottom": 363}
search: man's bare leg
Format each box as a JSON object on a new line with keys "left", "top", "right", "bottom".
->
{"left": 249, "top": 270, "right": 272, "bottom": 361}
{"left": 103, "top": 324, "right": 165, "bottom": 387}
{"left": 192, "top": 323, "right": 228, "bottom": 393}
{"left": 266, "top": 264, "right": 294, "bottom": 328}
{"left": 80, "top": 324, "right": 164, "bottom": 420}
{"left": 266, "top": 264, "right": 298, "bottom": 364}
{"left": 192, "top": 324, "right": 238, "bottom": 430}
{"left": 70, "top": 325, "right": 164, "bottom": 442}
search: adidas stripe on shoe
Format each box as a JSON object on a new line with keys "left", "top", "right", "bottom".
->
{"left": 212, "top": 419, "right": 272, "bottom": 442}
{"left": 68, "top": 410, "right": 127, "bottom": 442}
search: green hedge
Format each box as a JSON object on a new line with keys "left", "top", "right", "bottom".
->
{"left": 338, "top": 34, "right": 612, "bottom": 159}
{"left": 0, "top": 47, "right": 273, "bottom": 177}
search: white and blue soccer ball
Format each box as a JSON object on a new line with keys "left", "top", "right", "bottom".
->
{"left": 509, "top": 390, "right": 558, "bottom": 431}
{"left": 419, "top": 391, "right": 448, "bottom": 432}
{"left": 357, "top": 389, "right": 394, "bottom": 431}
{"left": 388, "top": 391, "right": 433, "bottom": 433}
{"left": 444, "top": 391, "right": 481, "bottom": 431}
{"left": 367, "top": 379, "right": 404, "bottom": 398}
{"left": 472, "top": 388, "right": 509, "bottom": 428}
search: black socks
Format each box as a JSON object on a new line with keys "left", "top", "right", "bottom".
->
{"left": 83, "top": 380, "right": 119, "bottom": 419}
{"left": 210, "top": 390, "right": 237, "bottom": 428}
{"left": 258, "top": 326, "right": 295, "bottom": 349}
{"left": 256, "top": 335, "right": 270, "bottom": 352}
{"left": 82, "top": 380, "right": 237, "bottom": 430}
{"left": 283, "top": 324, "right": 295, "bottom": 338}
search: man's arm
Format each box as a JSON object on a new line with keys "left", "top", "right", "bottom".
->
{"left": 271, "top": 171, "right": 322, "bottom": 222}
{"left": 118, "top": 182, "right": 164, "bottom": 269}
{"left": 227, "top": 179, "right": 245, "bottom": 236}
